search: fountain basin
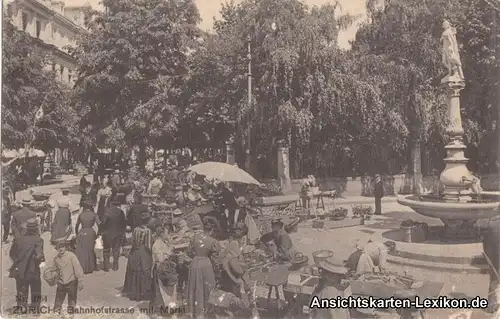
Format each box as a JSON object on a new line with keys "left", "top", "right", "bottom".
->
{"left": 397, "top": 194, "right": 500, "bottom": 221}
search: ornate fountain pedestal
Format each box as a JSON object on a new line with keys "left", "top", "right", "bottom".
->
{"left": 397, "top": 74, "right": 500, "bottom": 240}
{"left": 439, "top": 76, "right": 473, "bottom": 202}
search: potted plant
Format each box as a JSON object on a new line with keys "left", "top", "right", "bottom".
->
{"left": 329, "top": 207, "right": 348, "bottom": 220}
{"left": 352, "top": 205, "right": 374, "bottom": 220}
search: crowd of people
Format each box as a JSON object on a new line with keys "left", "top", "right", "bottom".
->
{"left": 3, "top": 163, "right": 307, "bottom": 318}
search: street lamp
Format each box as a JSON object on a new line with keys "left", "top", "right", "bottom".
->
{"left": 245, "top": 22, "right": 277, "bottom": 173}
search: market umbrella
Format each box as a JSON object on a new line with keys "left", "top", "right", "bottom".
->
{"left": 188, "top": 162, "right": 260, "bottom": 185}
{"left": 18, "top": 148, "right": 45, "bottom": 158}
{"left": 2, "top": 149, "right": 18, "bottom": 159}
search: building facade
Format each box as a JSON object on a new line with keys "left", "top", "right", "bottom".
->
{"left": 6, "top": 0, "right": 89, "bottom": 86}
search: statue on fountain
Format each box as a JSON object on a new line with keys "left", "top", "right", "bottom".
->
{"left": 441, "top": 20, "right": 464, "bottom": 80}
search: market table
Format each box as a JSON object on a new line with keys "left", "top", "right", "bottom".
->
{"left": 283, "top": 270, "right": 444, "bottom": 317}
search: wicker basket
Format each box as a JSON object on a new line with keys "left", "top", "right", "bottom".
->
{"left": 32, "top": 194, "right": 51, "bottom": 201}
{"left": 42, "top": 266, "right": 59, "bottom": 286}
{"left": 313, "top": 250, "right": 334, "bottom": 265}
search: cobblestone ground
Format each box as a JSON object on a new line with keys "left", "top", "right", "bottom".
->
{"left": 1, "top": 176, "right": 494, "bottom": 318}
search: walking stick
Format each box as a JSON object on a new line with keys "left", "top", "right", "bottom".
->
{"left": 482, "top": 252, "right": 500, "bottom": 297}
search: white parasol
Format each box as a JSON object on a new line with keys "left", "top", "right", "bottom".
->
{"left": 188, "top": 162, "right": 260, "bottom": 185}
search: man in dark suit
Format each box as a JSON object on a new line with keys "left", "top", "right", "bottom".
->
{"left": 482, "top": 215, "right": 500, "bottom": 313}
{"left": 374, "top": 174, "right": 384, "bottom": 215}
{"left": 9, "top": 218, "right": 45, "bottom": 309}
{"left": 127, "top": 195, "right": 149, "bottom": 230}
{"left": 11, "top": 199, "right": 37, "bottom": 240}
{"left": 2, "top": 188, "right": 13, "bottom": 243}
{"left": 99, "top": 200, "right": 127, "bottom": 271}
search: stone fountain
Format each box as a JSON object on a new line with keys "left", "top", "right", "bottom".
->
{"left": 397, "top": 20, "right": 500, "bottom": 240}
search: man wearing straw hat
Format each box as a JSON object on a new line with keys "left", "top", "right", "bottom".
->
{"left": 11, "top": 199, "right": 37, "bottom": 239}
{"left": 309, "top": 258, "right": 351, "bottom": 319}
{"left": 9, "top": 218, "right": 45, "bottom": 310}
{"left": 481, "top": 214, "right": 500, "bottom": 313}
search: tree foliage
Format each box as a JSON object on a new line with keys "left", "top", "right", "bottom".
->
{"left": 67, "top": 0, "right": 499, "bottom": 177}
{"left": 70, "top": 0, "right": 201, "bottom": 150}
{"left": 2, "top": 16, "right": 76, "bottom": 151}
{"left": 353, "top": 0, "right": 500, "bottom": 173}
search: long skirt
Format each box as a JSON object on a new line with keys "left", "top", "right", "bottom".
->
{"left": 187, "top": 256, "right": 216, "bottom": 319}
{"left": 51, "top": 208, "right": 71, "bottom": 243}
{"left": 75, "top": 227, "right": 97, "bottom": 274}
{"left": 150, "top": 266, "right": 177, "bottom": 314}
{"left": 122, "top": 245, "right": 153, "bottom": 301}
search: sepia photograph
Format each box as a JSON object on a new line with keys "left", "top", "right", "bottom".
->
{"left": 1, "top": 0, "right": 499, "bottom": 318}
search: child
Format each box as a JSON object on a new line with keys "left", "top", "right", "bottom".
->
{"left": 52, "top": 238, "right": 84, "bottom": 314}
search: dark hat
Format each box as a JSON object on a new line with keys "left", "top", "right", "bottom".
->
{"left": 173, "top": 208, "right": 183, "bottom": 216}
{"left": 271, "top": 219, "right": 284, "bottom": 227}
{"left": 317, "top": 259, "right": 349, "bottom": 275}
{"left": 25, "top": 218, "right": 38, "bottom": 229}
{"left": 110, "top": 199, "right": 121, "bottom": 206}
{"left": 191, "top": 185, "right": 202, "bottom": 191}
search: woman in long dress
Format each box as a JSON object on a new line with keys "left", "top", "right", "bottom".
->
{"left": 95, "top": 180, "right": 112, "bottom": 223}
{"left": 75, "top": 201, "right": 98, "bottom": 274}
{"left": 50, "top": 200, "right": 73, "bottom": 245}
{"left": 220, "top": 223, "right": 249, "bottom": 296}
{"left": 150, "top": 225, "right": 178, "bottom": 314}
{"left": 122, "top": 212, "right": 153, "bottom": 301}
{"left": 187, "top": 217, "right": 221, "bottom": 319}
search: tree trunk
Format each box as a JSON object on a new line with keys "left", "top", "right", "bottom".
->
{"left": 410, "top": 139, "right": 422, "bottom": 194}
{"left": 138, "top": 144, "right": 146, "bottom": 171}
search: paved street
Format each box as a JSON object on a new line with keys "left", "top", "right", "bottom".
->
{"left": 1, "top": 176, "right": 494, "bottom": 318}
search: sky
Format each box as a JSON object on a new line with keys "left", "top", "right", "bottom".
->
{"left": 65, "top": 0, "right": 367, "bottom": 49}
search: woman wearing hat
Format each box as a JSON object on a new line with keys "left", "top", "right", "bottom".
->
{"left": 150, "top": 225, "right": 177, "bottom": 314}
{"left": 74, "top": 201, "right": 98, "bottom": 274}
{"left": 95, "top": 180, "right": 113, "bottom": 224}
{"left": 309, "top": 260, "right": 351, "bottom": 319}
{"left": 187, "top": 216, "right": 221, "bottom": 318}
{"left": 51, "top": 190, "right": 78, "bottom": 246}
{"left": 122, "top": 211, "right": 153, "bottom": 301}
{"left": 220, "top": 222, "right": 250, "bottom": 296}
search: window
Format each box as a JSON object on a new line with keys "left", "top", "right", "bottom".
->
{"left": 68, "top": 70, "right": 72, "bottom": 83}
{"left": 52, "top": 63, "right": 56, "bottom": 72}
{"left": 52, "top": 26, "right": 57, "bottom": 39}
{"left": 35, "top": 20, "right": 41, "bottom": 38}
{"left": 60, "top": 66, "right": 64, "bottom": 80}
{"left": 21, "top": 12, "right": 28, "bottom": 31}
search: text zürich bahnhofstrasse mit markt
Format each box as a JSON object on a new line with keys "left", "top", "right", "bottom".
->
{"left": 310, "top": 296, "right": 489, "bottom": 309}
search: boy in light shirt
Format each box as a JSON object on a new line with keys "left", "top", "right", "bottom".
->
{"left": 52, "top": 238, "right": 84, "bottom": 314}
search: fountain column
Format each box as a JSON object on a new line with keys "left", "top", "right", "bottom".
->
{"left": 226, "top": 136, "right": 235, "bottom": 165}
{"left": 439, "top": 75, "right": 471, "bottom": 202}
{"left": 277, "top": 139, "right": 292, "bottom": 194}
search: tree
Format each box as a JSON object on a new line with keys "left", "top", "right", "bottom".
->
{"left": 2, "top": 15, "right": 76, "bottom": 152}
{"left": 353, "top": 0, "right": 500, "bottom": 175}
{"left": 185, "top": 0, "right": 408, "bottom": 177}
{"left": 71, "top": 0, "right": 201, "bottom": 162}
